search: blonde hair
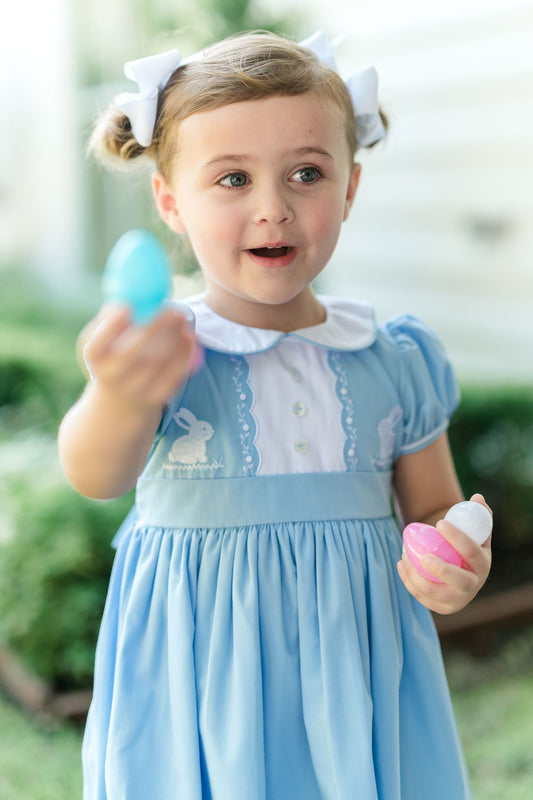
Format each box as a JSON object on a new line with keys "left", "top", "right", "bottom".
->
{"left": 90, "top": 31, "right": 387, "bottom": 177}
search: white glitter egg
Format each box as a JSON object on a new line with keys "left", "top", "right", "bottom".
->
{"left": 444, "top": 501, "right": 492, "bottom": 545}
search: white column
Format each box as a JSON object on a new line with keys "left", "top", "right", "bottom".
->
{"left": 0, "top": 0, "right": 82, "bottom": 292}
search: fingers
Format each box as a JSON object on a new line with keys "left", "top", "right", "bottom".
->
{"left": 435, "top": 519, "right": 480, "bottom": 564}
{"left": 83, "top": 306, "right": 132, "bottom": 367}
{"left": 464, "top": 494, "right": 493, "bottom": 561}
{"left": 398, "top": 515, "right": 492, "bottom": 614}
{"left": 398, "top": 492, "right": 493, "bottom": 614}
{"left": 469, "top": 492, "right": 493, "bottom": 518}
{"left": 397, "top": 551, "right": 480, "bottom": 615}
{"left": 435, "top": 512, "right": 492, "bottom": 576}
{"left": 82, "top": 305, "right": 199, "bottom": 410}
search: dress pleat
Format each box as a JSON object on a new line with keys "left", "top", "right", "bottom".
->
{"left": 84, "top": 518, "right": 470, "bottom": 799}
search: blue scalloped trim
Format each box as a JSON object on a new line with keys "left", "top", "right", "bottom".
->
{"left": 230, "top": 356, "right": 259, "bottom": 476}
{"left": 328, "top": 352, "right": 358, "bottom": 471}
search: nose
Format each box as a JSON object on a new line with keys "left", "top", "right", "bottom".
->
{"left": 252, "top": 182, "right": 295, "bottom": 225}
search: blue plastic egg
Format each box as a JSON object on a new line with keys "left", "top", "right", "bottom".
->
{"left": 102, "top": 229, "right": 172, "bottom": 324}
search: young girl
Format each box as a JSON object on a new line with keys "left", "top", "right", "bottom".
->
{"left": 59, "top": 31, "right": 492, "bottom": 800}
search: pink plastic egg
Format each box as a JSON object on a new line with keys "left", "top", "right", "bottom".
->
{"left": 402, "top": 522, "right": 462, "bottom": 583}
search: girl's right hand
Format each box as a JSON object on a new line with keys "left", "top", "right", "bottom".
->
{"left": 82, "top": 304, "right": 199, "bottom": 413}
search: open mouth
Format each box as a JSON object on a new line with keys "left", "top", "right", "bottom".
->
{"left": 249, "top": 246, "right": 293, "bottom": 258}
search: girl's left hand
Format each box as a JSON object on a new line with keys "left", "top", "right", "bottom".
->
{"left": 397, "top": 493, "right": 493, "bottom": 615}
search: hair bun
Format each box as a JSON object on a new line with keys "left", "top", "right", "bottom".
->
{"left": 89, "top": 107, "right": 151, "bottom": 166}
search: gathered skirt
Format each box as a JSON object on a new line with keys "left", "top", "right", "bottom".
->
{"left": 82, "top": 510, "right": 471, "bottom": 800}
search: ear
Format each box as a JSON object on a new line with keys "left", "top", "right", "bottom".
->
{"left": 152, "top": 171, "right": 186, "bottom": 234}
{"left": 174, "top": 407, "right": 197, "bottom": 428}
{"left": 343, "top": 163, "right": 361, "bottom": 221}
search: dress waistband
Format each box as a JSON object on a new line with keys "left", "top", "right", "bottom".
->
{"left": 135, "top": 471, "right": 392, "bottom": 529}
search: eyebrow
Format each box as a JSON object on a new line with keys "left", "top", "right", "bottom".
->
{"left": 202, "top": 146, "right": 334, "bottom": 169}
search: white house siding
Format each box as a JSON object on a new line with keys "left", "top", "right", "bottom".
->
{"left": 281, "top": 0, "right": 533, "bottom": 384}
{"left": 0, "top": 0, "right": 83, "bottom": 291}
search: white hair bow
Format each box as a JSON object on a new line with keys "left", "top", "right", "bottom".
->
{"left": 115, "top": 31, "right": 385, "bottom": 149}
{"left": 114, "top": 49, "right": 182, "bottom": 147}
{"left": 299, "top": 31, "right": 386, "bottom": 147}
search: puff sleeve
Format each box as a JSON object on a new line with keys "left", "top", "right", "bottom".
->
{"left": 384, "top": 315, "right": 460, "bottom": 455}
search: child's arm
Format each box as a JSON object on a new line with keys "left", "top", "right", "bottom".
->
{"left": 393, "top": 433, "right": 492, "bottom": 615}
{"left": 58, "top": 305, "right": 196, "bottom": 499}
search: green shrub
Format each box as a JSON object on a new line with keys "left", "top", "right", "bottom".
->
{"left": 0, "top": 339, "right": 81, "bottom": 435}
{"left": 0, "top": 273, "right": 87, "bottom": 435}
{"left": 0, "top": 275, "right": 122, "bottom": 690}
{"left": 449, "top": 386, "right": 533, "bottom": 593}
{"left": 0, "top": 436, "right": 132, "bottom": 691}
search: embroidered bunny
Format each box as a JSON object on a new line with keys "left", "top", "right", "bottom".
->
{"left": 375, "top": 405, "right": 403, "bottom": 468}
{"left": 168, "top": 408, "right": 215, "bottom": 464}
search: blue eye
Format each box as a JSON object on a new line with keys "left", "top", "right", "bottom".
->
{"left": 292, "top": 167, "right": 321, "bottom": 184}
{"left": 219, "top": 172, "right": 249, "bottom": 188}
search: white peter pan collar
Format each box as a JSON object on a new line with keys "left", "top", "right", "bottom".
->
{"left": 180, "top": 294, "right": 377, "bottom": 354}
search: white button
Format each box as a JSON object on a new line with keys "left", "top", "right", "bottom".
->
{"left": 288, "top": 367, "right": 302, "bottom": 382}
{"left": 292, "top": 401, "right": 307, "bottom": 417}
{"left": 294, "top": 439, "right": 309, "bottom": 454}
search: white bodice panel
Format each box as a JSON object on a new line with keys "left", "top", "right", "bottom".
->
{"left": 248, "top": 339, "right": 346, "bottom": 475}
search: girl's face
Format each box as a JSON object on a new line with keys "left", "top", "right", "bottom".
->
{"left": 153, "top": 91, "right": 360, "bottom": 330}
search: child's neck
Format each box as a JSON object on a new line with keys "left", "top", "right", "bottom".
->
{"left": 203, "top": 289, "right": 326, "bottom": 333}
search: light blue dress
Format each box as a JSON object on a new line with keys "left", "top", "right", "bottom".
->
{"left": 83, "top": 296, "right": 472, "bottom": 800}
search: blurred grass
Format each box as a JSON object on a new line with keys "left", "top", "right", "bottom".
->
{"left": 455, "top": 675, "right": 533, "bottom": 799}
{"left": 445, "top": 627, "right": 533, "bottom": 799}
{"left": 0, "top": 693, "right": 82, "bottom": 799}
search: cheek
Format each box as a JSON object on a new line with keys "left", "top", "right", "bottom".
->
{"left": 182, "top": 201, "right": 242, "bottom": 250}
{"left": 308, "top": 203, "right": 345, "bottom": 247}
